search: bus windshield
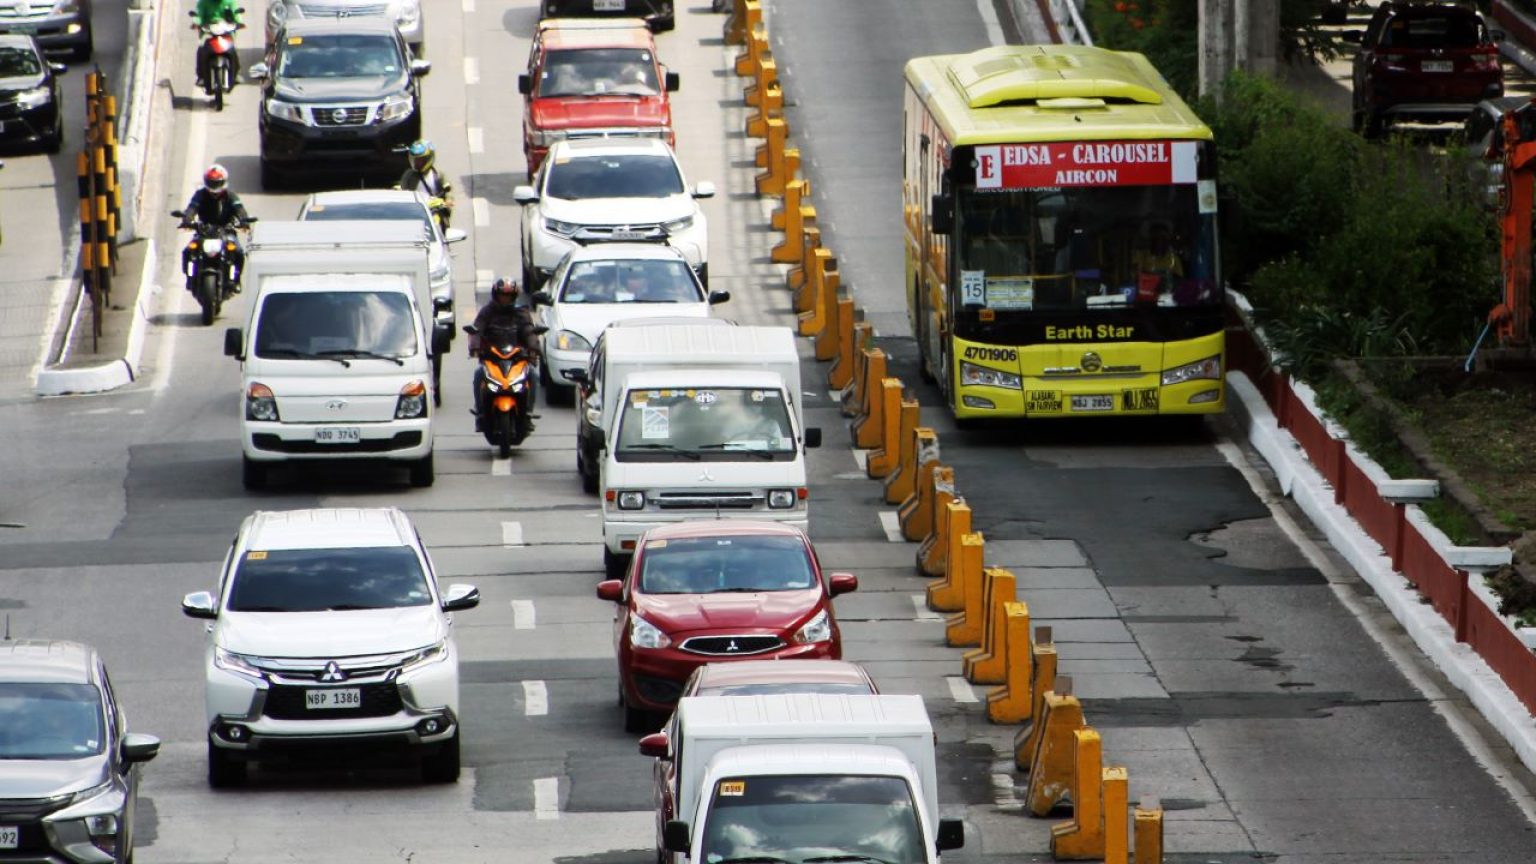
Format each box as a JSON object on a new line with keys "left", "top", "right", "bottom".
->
{"left": 955, "top": 184, "right": 1218, "bottom": 315}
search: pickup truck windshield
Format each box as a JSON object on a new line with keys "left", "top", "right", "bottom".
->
{"left": 615, "top": 387, "right": 795, "bottom": 461}
{"left": 227, "top": 547, "right": 432, "bottom": 612}
{"left": 539, "top": 47, "right": 660, "bottom": 97}
{"left": 255, "top": 292, "right": 418, "bottom": 360}
{"left": 701, "top": 775, "right": 924, "bottom": 864}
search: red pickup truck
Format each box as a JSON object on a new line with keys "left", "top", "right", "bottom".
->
{"left": 519, "top": 18, "right": 680, "bottom": 176}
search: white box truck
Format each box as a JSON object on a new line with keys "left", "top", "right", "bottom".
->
{"left": 222, "top": 221, "right": 444, "bottom": 490}
{"left": 639, "top": 694, "right": 965, "bottom": 864}
{"left": 573, "top": 323, "right": 822, "bottom": 577}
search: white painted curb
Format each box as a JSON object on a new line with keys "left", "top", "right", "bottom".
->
{"left": 116, "top": 8, "right": 158, "bottom": 244}
{"left": 34, "top": 239, "right": 156, "bottom": 397}
{"left": 1227, "top": 370, "right": 1536, "bottom": 777}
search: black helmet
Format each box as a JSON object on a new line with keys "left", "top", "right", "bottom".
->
{"left": 491, "top": 278, "right": 519, "bottom": 302}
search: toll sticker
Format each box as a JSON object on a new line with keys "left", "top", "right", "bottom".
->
{"left": 287, "top": 36, "right": 303, "bottom": 45}
{"left": 694, "top": 391, "right": 717, "bottom": 405}
{"left": 719, "top": 781, "right": 746, "bottom": 796}
{"left": 630, "top": 391, "right": 648, "bottom": 405}
{"left": 750, "top": 390, "right": 765, "bottom": 402}
{"left": 642, "top": 405, "right": 670, "bottom": 439}
{"left": 246, "top": 551, "right": 268, "bottom": 561}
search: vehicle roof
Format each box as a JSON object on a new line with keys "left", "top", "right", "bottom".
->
{"left": 277, "top": 17, "right": 401, "bottom": 37}
{"left": 644, "top": 519, "right": 810, "bottom": 542}
{"left": 1380, "top": 0, "right": 1485, "bottom": 18}
{"left": 250, "top": 219, "right": 426, "bottom": 248}
{"left": 560, "top": 243, "right": 691, "bottom": 264}
{"left": 258, "top": 273, "right": 414, "bottom": 295}
{"left": 622, "top": 368, "right": 787, "bottom": 392}
{"left": 905, "top": 44, "right": 1212, "bottom": 146}
{"left": 691, "top": 659, "right": 873, "bottom": 691}
{"left": 303, "top": 189, "right": 426, "bottom": 208}
{"left": 538, "top": 18, "right": 655, "bottom": 50}
{"left": 606, "top": 315, "right": 735, "bottom": 329}
{"left": 602, "top": 322, "right": 794, "bottom": 361}
{"left": 242, "top": 508, "right": 417, "bottom": 551}
{"left": 0, "top": 640, "right": 96, "bottom": 685}
{"left": 705, "top": 743, "right": 921, "bottom": 779}
{"left": 676, "top": 694, "right": 931, "bottom": 737}
{"left": 549, "top": 137, "right": 673, "bottom": 159}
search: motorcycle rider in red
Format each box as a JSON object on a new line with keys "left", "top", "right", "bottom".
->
{"left": 179, "top": 164, "right": 251, "bottom": 294}
{"left": 469, "top": 278, "right": 541, "bottom": 429}
{"left": 193, "top": 0, "right": 242, "bottom": 89}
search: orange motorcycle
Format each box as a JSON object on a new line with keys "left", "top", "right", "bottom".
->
{"left": 464, "top": 323, "right": 545, "bottom": 457}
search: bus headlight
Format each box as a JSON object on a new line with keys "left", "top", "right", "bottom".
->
{"left": 1161, "top": 355, "right": 1222, "bottom": 387}
{"left": 960, "top": 362, "right": 1021, "bottom": 390}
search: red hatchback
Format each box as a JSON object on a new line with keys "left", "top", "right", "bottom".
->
{"left": 596, "top": 521, "right": 857, "bottom": 731}
{"left": 1347, "top": 1, "right": 1504, "bottom": 137}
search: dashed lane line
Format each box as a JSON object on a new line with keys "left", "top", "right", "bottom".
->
{"left": 947, "top": 677, "right": 978, "bottom": 704}
{"left": 501, "top": 521, "right": 525, "bottom": 548}
{"left": 878, "top": 511, "right": 902, "bottom": 543}
{"left": 534, "top": 777, "right": 560, "bottom": 820}
{"left": 512, "top": 599, "right": 536, "bottom": 630}
{"left": 911, "top": 595, "right": 941, "bottom": 621}
{"left": 464, "top": 57, "right": 479, "bottom": 85}
{"left": 468, "top": 126, "right": 484, "bottom": 154}
{"left": 523, "top": 680, "right": 549, "bottom": 716}
{"left": 492, "top": 459, "right": 511, "bottom": 476}
{"left": 473, "top": 197, "right": 490, "bottom": 228}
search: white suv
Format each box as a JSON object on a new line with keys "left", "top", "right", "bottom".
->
{"left": 514, "top": 138, "right": 714, "bottom": 291}
{"left": 182, "top": 508, "right": 479, "bottom": 787}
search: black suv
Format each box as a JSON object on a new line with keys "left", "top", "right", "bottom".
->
{"left": 251, "top": 17, "right": 430, "bottom": 190}
{"left": 0, "top": 35, "right": 66, "bottom": 153}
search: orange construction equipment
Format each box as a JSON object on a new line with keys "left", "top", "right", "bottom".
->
{"left": 1490, "top": 103, "right": 1536, "bottom": 347}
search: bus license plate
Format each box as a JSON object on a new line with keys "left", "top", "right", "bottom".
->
{"left": 315, "top": 427, "right": 361, "bottom": 444}
{"left": 1070, "top": 395, "right": 1115, "bottom": 412}
{"left": 0, "top": 826, "right": 18, "bottom": 849}
{"left": 1421, "top": 60, "right": 1453, "bottom": 73}
{"left": 1122, "top": 388, "right": 1159, "bottom": 411}
{"left": 306, "top": 688, "right": 361, "bottom": 710}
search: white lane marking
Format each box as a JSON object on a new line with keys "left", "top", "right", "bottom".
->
{"left": 464, "top": 57, "right": 479, "bottom": 85}
{"left": 911, "top": 595, "right": 941, "bottom": 621}
{"left": 976, "top": 0, "right": 1005, "bottom": 46}
{"left": 468, "top": 126, "right": 484, "bottom": 154}
{"left": 491, "top": 459, "right": 511, "bottom": 476}
{"left": 149, "top": 105, "right": 211, "bottom": 393}
{"left": 534, "top": 777, "right": 560, "bottom": 819}
{"left": 1214, "top": 437, "right": 1536, "bottom": 825}
{"left": 878, "top": 511, "right": 903, "bottom": 543}
{"left": 462, "top": 0, "right": 475, "bottom": 11}
{"left": 947, "top": 676, "right": 979, "bottom": 704}
{"left": 523, "top": 680, "right": 549, "bottom": 716}
{"left": 512, "top": 599, "right": 536, "bottom": 630}
{"left": 473, "top": 197, "right": 490, "bottom": 227}
{"left": 992, "top": 772, "right": 1023, "bottom": 809}
{"left": 852, "top": 450, "right": 868, "bottom": 470}
{"left": 501, "top": 521, "right": 525, "bottom": 547}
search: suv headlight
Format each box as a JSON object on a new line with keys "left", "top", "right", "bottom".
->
{"left": 214, "top": 646, "right": 266, "bottom": 683}
{"left": 16, "top": 86, "right": 52, "bottom": 107}
{"left": 617, "top": 490, "right": 645, "bottom": 510}
{"left": 553, "top": 330, "right": 591, "bottom": 352}
{"left": 1161, "top": 355, "right": 1222, "bottom": 387}
{"left": 529, "top": 129, "right": 567, "bottom": 148}
{"left": 377, "top": 93, "right": 414, "bottom": 124}
{"left": 629, "top": 614, "right": 671, "bottom": 650}
{"left": 265, "top": 99, "right": 304, "bottom": 123}
{"left": 543, "top": 216, "right": 580, "bottom": 238}
{"left": 402, "top": 640, "right": 448, "bottom": 671}
{"left": 792, "top": 609, "right": 832, "bottom": 644}
{"left": 960, "top": 362, "right": 1021, "bottom": 390}
{"left": 661, "top": 215, "right": 694, "bottom": 234}
{"left": 245, "top": 382, "right": 279, "bottom": 422}
{"left": 767, "top": 488, "right": 796, "bottom": 509}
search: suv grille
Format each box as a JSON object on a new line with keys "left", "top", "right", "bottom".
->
{"left": 655, "top": 492, "right": 760, "bottom": 510}
{"left": 0, "top": 2, "right": 53, "bottom": 20}
{"left": 264, "top": 683, "right": 403, "bottom": 719}
{"left": 312, "top": 106, "right": 371, "bottom": 127}
{"left": 296, "top": 3, "right": 391, "bottom": 15}
{"left": 679, "top": 635, "right": 783, "bottom": 656}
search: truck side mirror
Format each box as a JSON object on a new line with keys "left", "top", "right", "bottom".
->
{"left": 431, "top": 325, "right": 451, "bottom": 355}
{"left": 664, "top": 70, "right": 680, "bottom": 92}
{"left": 663, "top": 821, "right": 690, "bottom": 853}
{"left": 518, "top": 73, "right": 532, "bottom": 95}
{"left": 637, "top": 732, "right": 670, "bottom": 758}
{"left": 707, "top": 290, "right": 730, "bottom": 305}
{"left": 410, "top": 59, "right": 432, "bottom": 77}
{"left": 531, "top": 290, "right": 553, "bottom": 306}
{"left": 936, "top": 819, "right": 965, "bottom": 851}
{"left": 223, "top": 328, "right": 244, "bottom": 359}
{"left": 804, "top": 427, "right": 822, "bottom": 449}
{"left": 828, "top": 573, "right": 858, "bottom": 596}
{"left": 931, "top": 194, "right": 954, "bottom": 235}
{"left": 596, "top": 580, "right": 624, "bottom": 603}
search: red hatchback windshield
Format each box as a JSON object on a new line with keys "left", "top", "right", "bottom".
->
{"left": 639, "top": 535, "right": 816, "bottom": 595}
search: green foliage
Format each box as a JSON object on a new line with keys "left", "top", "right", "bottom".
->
{"left": 1084, "top": 0, "right": 1198, "bottom": 96}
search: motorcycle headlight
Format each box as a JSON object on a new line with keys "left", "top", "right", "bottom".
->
{"left": 395, "top": 380, "right": 428, "bottom": 419}
{"left": 15, "top": 86, "right": 52, "bottom": 107}
{"left": 245, "top": 382, "right": 279, "bottom": 422}
{"left": 661, "top": 215, "right": 694, "bottom": 234}
{"left": 214, "top": 646, "right": 267, "bottom": 683}
{"left": 401, "top": 640, "right": 447, "bottom": 671}
{"left": 960, "top": 362, "right": 1021, "bottom": 390}
{"left": 1161, "top": 355, "right": 1222, "bottom": 387}
{"left": 377, "top": 93, "right": 414, "bottom": 124}
{"left": 792, "top": 609, "right": 832, "bottom": 644}
{"left": 265, "top": 99, "right": 304, "bottom": 123}
{"left": 202, "top": 237, "right": 225, "bottom": 257}
{"left": 629, "top": 614, "right": 670, "bottom": 650}
{"left": 543, "top": 216, "right": 580, "bottom": 238}
{"left": 395, "top": 0, "right": 421, "bottom": 27}
{"left": 554, "top": 330, "right": 591, "bottom": 352}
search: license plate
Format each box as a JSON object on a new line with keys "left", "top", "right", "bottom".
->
{"left": 1122, "top": 388, "right": 1159, "bottom": 411}
{"left": 314, "top": 427, "right": 361, "bottom": 444}
{"left": 1421, "top": 60, "right": 1453, "bottom": 73}
{"left": 0, "top": 826, "right": 17, "bottom": 850}
{"left": 610, "top": 230, "right": 648, "bottom": 240}
{"left": 594, "top": 0, "right": 625, "bottom": 9}
{"left": 1070, "top": 394, "right": 1115, "bottom": 412}
{"left": 306, "top": 688, "right": 361, "bottom": 709}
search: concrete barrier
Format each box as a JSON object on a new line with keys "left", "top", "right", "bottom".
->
{"left": 895, "top": 430, "right": 941, "bottom": 535}
{"left": 868, "top": 389, "right": 914, "bottom": 479}
{"left": 795, "top": 247, "right": 832, "bottom": 314}
{"left": 815, "top": 295, "right": 848, "bottom": 363}
{"left": 1014, "top": 632, "right": 1060, "bottom": 768}
{"left": 917, "top": 471, "right": 959, "bottom": 576}
{"left": 943, "top": 531, "right": 986, "bottom": 646}
{"left": 986, "top": 601, "right": 1035, "bottom": 723}
{"left": 886, "top": 425, "right": 935, "bottom": 506}
{"left": 963, "top": 568, "right": 1017, "bottom": 685}
{"left": 795, "top": 252, "right": 832, "bottom": 336}
{"left": 1049, "top": 727, "right": 1105, "bottom": 858}
{"left": 725, "top": 0, "right": 749, "bottom": 44}
{"left": 1024, "top": 689, "right": 1086, "bottom": 814}
{"left": 827, "top": 297, "right": 860, "bottom": 391}
{"left": 754, "top": 123, "right": 796, "bottom": 197}
{"left": 734, "top": 3, "right": 766, "bottom": 77}
{"left": 923, "top": 497, "right": 969, "bottom": 598}
{"left": 850, "top": 348, "right": 888, "bottom": 448}
{"left": 1104, "top": 767, "right": 1129, "bottom": 864}
{"left": 1133, "top": 799, "right": 1164, "bottom": 864}
{"left": 745, "top": 65, "right": 782, "bottom": 138}
{"left": 787, "top": 225, "right": 820, "bottom": 293}
{"left": 771, "top": 180, "right": 813, "bottom": 263}
{"left": 841, "top": 330, "right": 876, "bottom": 416}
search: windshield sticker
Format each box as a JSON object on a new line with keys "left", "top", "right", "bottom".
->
{"left": 287, "top": 36, "right": 303, "bottom": 45}
{"left": 645, "top": 539, "right": 668, "bottom": 550}
{"left": 246, "top": 551, "right": 268, "bottom": 561}
{"left": 694, "top": 391, "right": 717, "bottom": 405}
{"left": 615, "top": 290, "right": 636, "bottom": 302}
{"left": 1198, "top": 179, "right": 1219, "bottom": 214}
{"left": 778, "top": 436, "right": 793, "bottom": 450}
{"left": 960, "top": 270, "right": 985, "bottom": 307}
{"left": 719, "top": 780, "right": 746, "bottom": 796}
{"left": 642, "top": 405, "right": 670, "bottom": 439}
{"left": 750, "top": 390, "right": 765, "bottom": 402}
{"left": 986, "top": 276, "right": 1035, "bottom": 310}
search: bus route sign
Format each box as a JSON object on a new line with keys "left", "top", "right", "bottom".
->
{"left": 974, "top": 140, "right": 1199, "bottom": 190}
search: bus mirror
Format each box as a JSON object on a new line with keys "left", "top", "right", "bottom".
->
{"left": 931, "top": 194, "right": 954, "bottom": 234}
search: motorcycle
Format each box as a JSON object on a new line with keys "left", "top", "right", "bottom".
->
{"left": 463, "top": 323, "right": 546, "bottom": 458}
{"left": 172, "top": 211, "right": 254, "bottom": 326}
{"left": 393, "top": 157, "right": 454, "bottom": 231}
{"left": 190, "top": 10, "right": 244, "bottom": 112}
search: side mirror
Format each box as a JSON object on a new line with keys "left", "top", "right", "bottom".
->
{"left": 181, "top": 591, "right": 217, "bottom": 620}
{"left": 431, "top": 326, "right": 450, "bottom": 355}
{"left": 707, "top": 290, "right": 730, "bottom": 305}
{"left": 692, "top": 181, "right": 716, "bottom": 200}
{"left": 410, "top": 58, "right": 432, "bottom": 77}
{"left": 533, "top": 325, "right": 550, "bottom": 336}
{"left": 828, "top": 572, "right": 858, "bottom": 596}
{"left": 931, "top": 194, "right": 954, "bottom": 234}
{"left": 531, "top": 290, "right": 553, "bottom": 306}
{"left": 49, "top": 62, "right": 66, "bottom": 75}
{"left": 1340, "top": 30, "right": 1363, "bottom": 44}
{"left": 664, "top": 71, "right": 680, "bottom": 92}
{"left": 444, "top": 228, "right": 468, "bottom": 244}
{"left": 442, "top": 583, "right": 481, "bottom": 612}
{"left": 804, "top": 427, "right": 822, "bottom": 449}
{"left": 518, "top": 74, "right": 532, "bottom": 95}
{"left": 568, "top": 368, "right": 589, "bottom": 385}
{"left": 170, "top": 209, "right": 185, "bottom": 219}
{"left": 596, "top": 580, "right": 624, "bottom": 603}
{"left": 223, "top": 328, "right": 243, "bottom": 359}
{"left": 638, "top": 732, "right": 670, "bottom": 758}
{"left": 663, "top": 821, "right": 691, "bottom": 854}
{"left": 513, "top": 185, "right": 539, "bottom": 205}
{"left": 936, "top": 819, "right": 965, "bottom": 851}
{"left": 121, "top": 733, "right": 161, "bottom": 765}
{"left": 247, "top": 62, "right": 269, "bottom": 81}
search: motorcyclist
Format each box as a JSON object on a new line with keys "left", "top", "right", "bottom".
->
{"left": 193, "top": 0, "right": 242, "bottom": 90}
{"left": 397, "top": 139, "right": 453, "bottom": 229}
{"left": 469, "top": 278, "right": 541, "bottom": 427}
{"left": 179, "top": 164, "right": 251, "bottom": 294}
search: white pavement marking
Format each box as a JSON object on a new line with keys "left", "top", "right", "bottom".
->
{"left": 149, "top": 106, "right": 212, "bottom": 394}
{"left": 976, "top": 0, "right": 1005, "bottom": 46}
{"left": 492, "top": 459, "right": 511, "bottom": 476}
{"left": 878, "top": 511, "right": 903, "bottom": 543}
{"left": 512, "top": 599, "right": 536, "bottom": 630}
{"left": 947, "top": 676, "right": 978, "bottom": 704}
{"left": 474, "top": 197, "right": 491, "bottom": 228}
{"left": 468, "top": 126, "right": 484, "bottom": 154}
{"left": 992, "top": 772, "right": 1023, "bottom": 809}
{"left": 462, "top": 0, "right": 475, "bottom": 11}
{"left": 523, "top": 680, "right": 549, "bottom": 716}
{"left": 1214, "top": 437, "right": 1536, "bottom": 825}
{"left": 852, "top": 450, "right": 868, "bottom": 471}
{"left": 534, "top": 777, "right": 560, "bottom": 820}
{"left": 464, "top": 57, "right": 479, "bottom": 85}
{"left": 501, "top": 521, "right": 525, "bottom": 547}
{"left": 911, "top": 595, "right": 941, "bottom": 621}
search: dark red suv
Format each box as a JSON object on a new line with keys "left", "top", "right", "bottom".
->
{"left": 1347, "top": 1, "right": 1504, "bottom": 138}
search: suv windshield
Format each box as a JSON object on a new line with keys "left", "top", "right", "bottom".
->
{"left": 0, "top": 46, "right": 42, "bottom": 77}
{"left": 560, "top": 258, "right": 701, "bottom": 304}
{"left": 616, "top": 387, "right": 795, "bottom": 459}
{"left": 277, "top": 33, "right": 402, "bottom": 79}
{"left": 546, "top": 153, "right": 685, "bottom": 200}
{"left": 701, "top": 775, "right": 924, "bottom": 864}
{"left": 540, "top": 47, "right": 659, "bottom": 97}
{"left": 639, "top": 535, "right": 816, "bottom": 594}
{"left": 227, "top": 546, "right": 433, "bottom": 612}
{"left": 255, "top": 291, "right": 418, "bottom": 359}
{"left": 0, "top": 682, "right": 105, "bottom": 759}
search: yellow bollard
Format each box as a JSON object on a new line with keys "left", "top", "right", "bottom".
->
{"left": 745, "top": 54, "right": 776, "bottom": 108}
{"left": 746, "top": 77, "right": 783, "bottom": 138}
{"left": 827, "top": 297, "right": 858, "bottom": 390}
{"left": 1024, "top": 690, "right": 1087, "bottom": 815}
{"left": 986, "top": 601, "right": 1034, "bottom": 723}
{"left": 815, "top": 294, "right": 847, "bottom": 363}
{"left": 725, "top": 0, "right": 749, "bottom": 45}
{"left": 796, "top": 247, "right": 832, "bottom": 313}
{"left": 882, "top": 408, "right": 923, "bottom": 504}
{"left": 796, "top": 262, "right": 833, "bottom": 337}
{"left": 1104, "top": 768, "right": 1129, "bottom": 864}
{"left": 1050, "top": 728, "right": 1106, "bottom": 859}
{"left": 943, "top": 532, "right": 986, "bottom": 646}
{"left": 771, "top": 181, "right": 811, "bottom": 262}
{"left": 1133, "top": 799, "right": 1164, "bottom": 864}
{"left": 787, "top": 225, "right": 820, "bottom": 293}
{"left": 734, "top": 7, "right": 765, "bottom": 77}
{"left": 962, "top": 568, "right": 1016, "bottom": 685}
{"left": 839, "top": 322, "right": 873, "bottom": 414}
{"left": 850, "top": 348, "right": 888, "bottom": 448}
{"left": 772, "top": 176, "right": 809, "bottom": 231}
{"left": 756, "top": 141, "right": 798, "bottom": 198}
{"left": 916, "top": 470, "right": 958, "bottom": 577}
{"left": 896, "top": 434, "right": 942, "bottom": 540}
{"left": 1014, "top": 635, "right": 1060, "bottom": 769}
{"left": 925, "top": 501, "right": 971, "bottom": 609}
{"left": 868, "top": 391, "right": 914, "bottom": 479}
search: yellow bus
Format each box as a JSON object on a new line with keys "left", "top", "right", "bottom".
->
{"left": 903, "top": 44, "right": 1224, "bottom": 421}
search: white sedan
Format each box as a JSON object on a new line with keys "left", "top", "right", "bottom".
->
{"left": 537, "top": 243, "right": 729, "bottom": 399}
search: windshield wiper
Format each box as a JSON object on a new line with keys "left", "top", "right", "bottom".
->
{"left": 262, "top": 348, "right": 350, "bottom": 367}
{"left": 802, "top": 856, "right": 897, "bottom": 864}
{"left": 713, "top": 858, "right": 795, "bottom": 864}
{"left": 697, "top": 443, "right": 779, "bottom": 460}
{"left": 621, "top": 443, "right": 701, "bottom": 460}
{"left": 317, "top": 349, "right": 405, "bottom": 366}
{"left": 232, "top": 605, "right": 291, "bottom": 612}
{"left": 325, "top": 604, "right": 382, "bottom": 611}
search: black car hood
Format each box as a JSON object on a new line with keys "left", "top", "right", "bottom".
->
{"left": 273, "top": 75, "right": 406, "bottom": 103}
{"left": 0, "top": 72, "right": 47, "bottom": 94}
{"left": 0, "top": 756, "right": 108, "bottom": 799}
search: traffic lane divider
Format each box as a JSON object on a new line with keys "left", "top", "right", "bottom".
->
{"left": 850, "top": 347, "right": 888, "bottom": 448}
{"left": 882, "top": 410, "right": 928, "bottom": 503}
{"left": 1014, "top": 632, "right": 1060, "bottom": 768}
{"left": 917, "top": 469, "right": 958, "bottom": 577}
{"left": 897, "top": 439, "right": 943, "bottom": 541}
{"left": 827, "top": 296, "right": 860, "bottom": 391}
{"left": 866, "top": 384, "right": 910, "bottom": 478}
{"left": 962, "top": 567, "right": 1017, "bottom": 685}
{"left": 1024, "top": 688, "right": 1087, "bottom": 814}
{"left": 943, "top": 531, "right": 986, "bottom": 646}
{"left": 986, "top": 601, "right": 1034, "bottom": 723}
{"left": 1134, "top": 798, "right": 1164, "bottom": 864}
{"left": 1049, "top": 727, "right": 1105, "bottom": 859}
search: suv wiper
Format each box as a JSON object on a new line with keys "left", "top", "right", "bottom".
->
{"left": 325, "top": 604, "right": 382, "bottom": 611}
{"left": 317, "top": 349, "right": 405, "bottom": 367}
{"left": 697, "top": 443, "right": 779, "bottom": 460}
{"left": 231, "top": 605, "right": 291, "bottom": 612}
{"left": 621, "top": 443, "right": 701, "bottom": 460}
{"left": 262, "top": 348, "right": 350, "bottom": 367}
{"left": 803, "top": 856, "right": 897, "bottom": 864}
{"left": 714, "top": 858, "right": 795, "bottom": 864}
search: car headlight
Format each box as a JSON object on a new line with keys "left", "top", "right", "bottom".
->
{"left": 265, "top": 99, "right": 304, "bottom": 123}
{"left": 15, "top": 86, "right": 52, "bottom": 107}
{"left": 960, "top": 361, "right": 1021, "bottom": 390}
{"left": 377, "top": 93, "right": 414, "bottom": 124}
{"left": 395, "top": 380, "right": 429, "bottom": 419}
{"left": 543, "top": 216, "right": 580, "bottom": 238}
{"left": 245, "top": 382, "right": 279, "bottom": 422}
{"left": 1161, "top": 355, "right": 1222, "bottom": 387}
{"left": 617, "top": 490, "right": 645, "bottom": 510}
{"left": 214, "top": 646, "right": 267, "bottom": 683}
{"left": 639, "top": 126, "right": 672, "bottom": 140}
{"left": 629, "top": 614, "right": 671, "bottom": 650}
{"left": 401, "top": 640, "right": 448, "bottom": 671}
{"left": 395, "top": 0, "right": 421, "bottom": 27}
{"left": 661, "top": 215, "right": 694, "bottom": 234}
{"left": 51, "top": 1, "right": 81, "bottom": 13}
{"left": 792, "top": 609, "right": 832, "bottom": 644}
{"left": 553, "top": 330, "right": 591, "bottom": 352}
{"left": 767, "top": 488, "right": 796, "bottom": 509}
{"left": 529, "top": 129, "right": 567, "bottom": 148}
